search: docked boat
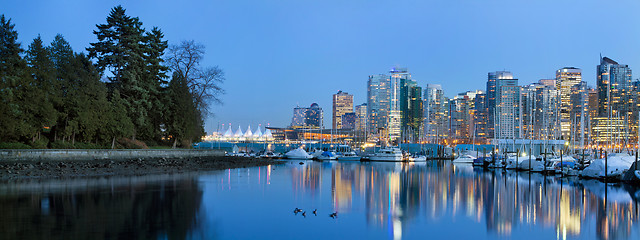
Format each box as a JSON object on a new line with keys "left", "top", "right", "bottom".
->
{"left": 453, "top": 154, "right": 476, "bottom": 164}
{"left": 316, "top": 151, "right": 337, "bottom": 161}
{"left": 284, "top": 148, "right": 313, "bottom": 159}
{"left": 368, "top": 147, "right": 403, "bottom": 162}
{"left": 337, "top": 151, "right": 361, "bottom": 161}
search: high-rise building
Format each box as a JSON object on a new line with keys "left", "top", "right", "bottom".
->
{"left": 341, "top": 112, "right": 356, "bottom": 130}
{"left": 367, "top": 74, "right": 390, "bottom": 138}
{"left": 569, "top": 81, "right": 589, "bottom": 146}
{"left": 423, "top": 84, "right": 448, "bottom": 142}
{"left": 389, "top": 67, "right": 410, "bottom": 141}
{"left": 332, "top": 90, "right": 353, "bottom": 129}
{"left": 596, "top": 56, "right": 634, "bottom": 143}
{"left": 449, "top": 90, "right": 482, "bottom": 142}
{"left": 400, "top": 77, "right": 422, "bottom": 140}
{"left": 474, "top": 93, "right": 487, "bottom": 140}
{"left": 534, "top": 81, "right": 560, "bottom": 140}
{"left": 597, "top": 56, "right": 633, "bottom": 117}
{"left": 291, "top": 103, "right": 323, "bottom": 129}
{"left": 495, "top": 76, "right": 520, "bottom": 139}
{"left": 305, "top": 103, "right": 323, "bottom": 129}
{"left": 520, "top": 84, "right": 537, "bottom": 139}
{"left": 355, "top": 103, "right": 368, "bottom": 133}
{"left": 556, "top": 67, "right": 582, "bottom": 139}
{"left": 486, "top": 71, "right": 514, "bottom": 139}
{"left": 291, "top": 106, "right": 308, "bottom": 128}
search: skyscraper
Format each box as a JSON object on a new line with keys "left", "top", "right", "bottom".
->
{"left": 332, "top": 90, "right": 353, "bottom": 129}
{"left": 486, "top": 71, "right": 514, "bottom": 139}
{"left": 569, "top": 81, "right": 589, "bottom": 146}
{"left": 355, "top": 103, "right": 368, "bottom": 133}
{"left": 400, "top": 77, "right": 422, "bottom": 140}
{"left": 495, "top": 76, "right": 520, "bottom": 139}
{"left": 291, "top": 106, "right": 307, "bottom": 128}
{"left": 341, "top": 112, "right": 356, "bottom": 130}
{"left": 597, "top": 56, "right": 633, "bottom": 118}
{"left": 389, "top": 67, "right": 410, "bottom": 141}
{"left": 367, "top": 74, "right": 390, "bottom": 138}
{"left": 305, "top": 103, "right": 323, "bottom": 129}
{"left": 556, "top": 67, "right": 582, "bottom": 139}
{"left": 423, "top": 84, "right": 448, "bottom": 142}
{"left": 449, "top": 90, "right": 482, "bottom": 142}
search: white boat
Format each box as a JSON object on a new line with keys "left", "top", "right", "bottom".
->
{"left": 505, "top": 154, "right": 520, "bottom": 169}
{"left": 284, "top": 148, "right": 313, "bottom": 159}
{"left": 368, "top": 147, "right": 403, "bottom": 162}
{"left": 337, "top": 151, "right": 361, "bottom": 161}
{"left": 518, "top": 158, "right": 545, "bottom": 171}
{"left": 316, "top": 151, "right": 337, "bottom": 161}
{"left": 452, "top": 155, "right": 476, "bottom": 164}
{"left": 581, "top": 153, "right": 634, "bottom": 179}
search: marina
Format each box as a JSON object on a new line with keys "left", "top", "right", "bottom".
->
{"left": 3, "top": 160, "right": 640, "bottom": 239}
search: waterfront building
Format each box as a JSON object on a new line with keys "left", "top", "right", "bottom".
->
{"left": 355, "top": 103, "right": 368, "bottom": 133}
{"left": 332, "top": 91, "right": 354, "bottom": 129}
{"left": 399, "top": 77, "right": 422, "bottom": 140}
{"left": 423, "top": 84, "right": 448, "bottom": 142}
{"left": 534, "top": 80, "right": 561, "bottom": 140}
{"left": 520, "top": 83, "right": 537, "bottom": 140}
{"left": 449, "top": 90, "right": 482, "bottom": 143}
{"left": 569, "top": 81, "right": 589, "bottom": 146}
{"left": 486, "top": 71, "right": 515, "bottom": 139}
{"left": 389, "top": 67, "right": 410, "bottom": 141}
{"left": 592, "top": 117, "right": 629, "bottom": 144}
{"left": 495, "top": 75, "right": 520, "bottom": 139}
{"left": 291, "top": 103, "right": 323, "bottom": 129}
{"left": 341, "top": 112, "right": 356, "bottom": 130}
{"left": 596, "top": 56, "right": 634, "bottom": 143}
{"left": 588, "top": 88, "right": 598, "bottom": 121}
{"left": 305, "top": 103, "right": 323, "bottom": 129}
{"left": 556, "top": 67, "right": 582, "bottom": 139}
{"left": 291, "top": 106, "right": 307, "bottom": 128}
{"left": 474, "top": 93, "right": 487, "bottom": 140}
{"left": 367, "top": 74, "right": 391, "bottom": 138}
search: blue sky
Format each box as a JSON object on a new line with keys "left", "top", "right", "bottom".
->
{"left": 3, "top": 0, "right": 640, "bottom": 134}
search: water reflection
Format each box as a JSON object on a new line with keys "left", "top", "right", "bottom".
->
{"left": 289, "top": 161, "right": 640, "bottom": 240}
{"left": 0, "top": 174, "right": 205, "bottom": 240}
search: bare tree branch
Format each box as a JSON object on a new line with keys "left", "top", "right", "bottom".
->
{"left": 165, "top": 40, "right": 224, "bottom": 116}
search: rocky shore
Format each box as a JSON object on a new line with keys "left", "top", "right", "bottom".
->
{"left": 0, "top": 156, "right": 283, "bottom": 180}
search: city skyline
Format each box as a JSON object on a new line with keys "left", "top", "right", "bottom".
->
{"left": 3, "top": 1, "right": 640, "bottom": 133}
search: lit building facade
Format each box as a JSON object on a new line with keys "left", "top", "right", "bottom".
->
{"left": 485, "top": 71, "right": 514, "bottom": 139}
{"left": 291, "top": 103, "right": 323, "bottom": 129}
{"left": 355, "top": 103, "right": 368, "bottom": 133}
{"left": 332, "top": 90, "right": 354, "bottom": 129}
{"left": 400, "top": 78, "right": 422, "bottom": 140}
{"left": 389, "top": 67, "right": 410, "bottom": 141}
{"left": 556, "top": 67, "right": 582, "bottom": 139}
{"left": 367, "top": 74, "right": 391, "bottom": 138}
{"left": 341, "top": 112, "right": 356, "bottom": 130}
{"left": 596, "top": 56, "right": 634, "bottom": 143}
{"left": 495, "top": 77, "right": 520, "bottom": 139}
{"left": 423, "top": 84, "right": 448, "bottom": 142}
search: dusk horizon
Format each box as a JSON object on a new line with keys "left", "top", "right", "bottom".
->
{"left": 4, "top": 0, "right": 640, "bottom": 133}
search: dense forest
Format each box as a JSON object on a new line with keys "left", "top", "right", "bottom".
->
{"left": 0, "top": 6, "right": 224, "bottom": 149}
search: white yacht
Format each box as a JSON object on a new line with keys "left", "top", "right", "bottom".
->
{"left": 452, "top": 155, "right": 476, "bottom": 164}
{"left": 368, "top": 147, "right": 403, "bottom": 162}
{"left": 337, "top": 151, "right": 361, "bottom": 161}
{"left": 284, "top": 148, "right": 313, "bottom": 159}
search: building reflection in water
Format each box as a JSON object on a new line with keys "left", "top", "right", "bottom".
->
{"left": 0, "top": 175, "right": 205, "bottom": 240}
{"left": 291, "top": 161, "right": 640, "bottom": 240}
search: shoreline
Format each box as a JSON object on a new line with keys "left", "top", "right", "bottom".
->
{"left": 0, "top": 156, "right": 283, "bottom": 180}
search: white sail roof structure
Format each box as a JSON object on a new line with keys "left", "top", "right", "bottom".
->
{"left": 234, "top": 126, "right": 244, "bottom": 138}
{"left": 263, "top": 128, "right": 274, "bottom": 140}
{"left": 243, "top": 126, "right": 253, "bottom": 138}
{"left": 223, "top": 126, "right": 233, "bottom": 137}
{"left": 253, "top": 126, "right": 263, "bottom": 139}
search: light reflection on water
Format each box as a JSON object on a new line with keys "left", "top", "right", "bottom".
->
{"left": 2, "top": 161, "right": 640, "bottom": 240}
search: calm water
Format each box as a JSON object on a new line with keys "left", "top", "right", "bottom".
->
{"left": 1, "top": 161, "right": 640, "bottom": 240}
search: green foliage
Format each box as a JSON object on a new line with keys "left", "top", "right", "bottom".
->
{"left": 0, "top": 142, "right": 32, "bottom": 149}
{"left": 0, "top": 7, "right": 216, "bottom": 149}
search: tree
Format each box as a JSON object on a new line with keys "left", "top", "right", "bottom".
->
{"left": 24, "top": 35, "right": 58, "bottom": 142}
{"left": 0, "top": 14, "right": 32, "bottom": 142}
{"left": 165, "top": 40, "right": 225, "bottom": 116}
{"left": 88, "top": 6, "right": 168, "bottom": 141}
{"left": 166, "top": 72, "right": 203, "bottom": 148}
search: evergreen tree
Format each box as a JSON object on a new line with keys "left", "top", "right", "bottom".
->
{"left": 142, "top": 27, "right": 169, "bottom": 141}
{"left": 0, "top": 14, "right": 31, "bottom": 142}
{"left": 166, "top": 72, "right": 203, "bottom": 148}
{"left": 88, "top": 5, "right": 163, "bottom": 141}
{"left": 24, "top": 35, "right": 58, "bottom": 142}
